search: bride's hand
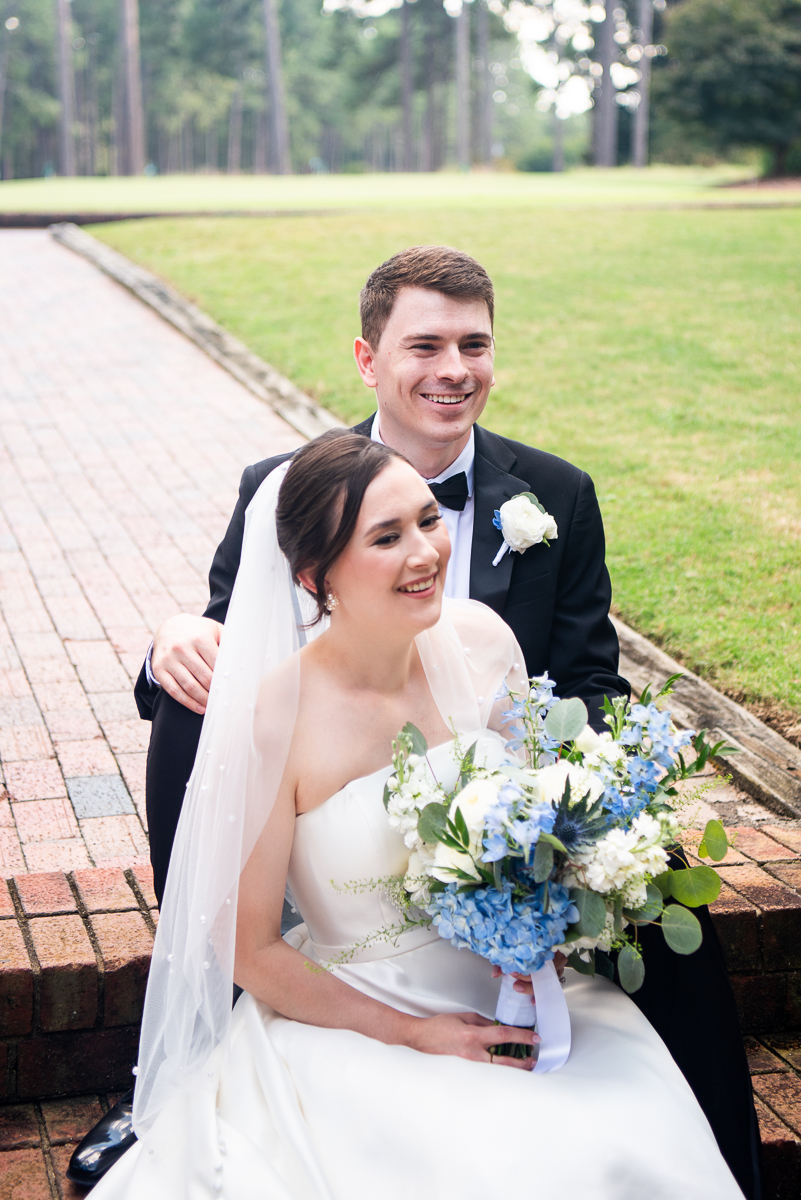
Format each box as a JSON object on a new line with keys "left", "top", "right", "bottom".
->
{"left": 406, "top": 1012, "right": 539, "bottom": 1071}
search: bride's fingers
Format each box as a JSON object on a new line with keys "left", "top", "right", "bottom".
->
{"left": 480, "top": 1025, "right": 540, "bottom": 1048}
{"left": 458, "top": 1012, "right": 494, "bottom": 1027}
{"left": 490, "top": 1053, "right": 535, "bottom": 1071}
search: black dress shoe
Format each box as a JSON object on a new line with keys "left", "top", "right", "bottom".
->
{"left": 67, "top": 1089, "right": 137, "bottom": 1187}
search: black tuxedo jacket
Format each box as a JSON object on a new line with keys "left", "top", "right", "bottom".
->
{"left": 135, "top": 419, "right": 629, "bottom": 725}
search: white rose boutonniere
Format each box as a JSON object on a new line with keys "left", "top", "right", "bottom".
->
{"left": 492, "top": 491, "right": 558, "bottom": 567}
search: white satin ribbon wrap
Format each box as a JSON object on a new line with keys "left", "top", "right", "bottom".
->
{"left": 494, "top": 962, "right": 571, "bottom": 1074}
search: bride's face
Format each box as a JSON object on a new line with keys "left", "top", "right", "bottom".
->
{"left": 326, "top": 459, "right": 451, "bottom": 636}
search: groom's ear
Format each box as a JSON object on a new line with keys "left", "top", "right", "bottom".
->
{"left": 354, "top": 336, "right": 378, "bottom": 389}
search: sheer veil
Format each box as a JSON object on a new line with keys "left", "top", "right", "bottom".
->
{"left": 133, "top": 462, "right": 527, "bottom": 1137}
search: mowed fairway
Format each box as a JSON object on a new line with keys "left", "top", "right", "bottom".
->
{"left": 94, "top": 203, "right": 801, "bottom": 725}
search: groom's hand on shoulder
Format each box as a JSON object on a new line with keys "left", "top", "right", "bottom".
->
{"left": 151, "top": 614, "right": 222, "bottom": 714}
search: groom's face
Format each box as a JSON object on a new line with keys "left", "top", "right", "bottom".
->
{"left": 354, "top": 287, "right": 495, "bottom": 454}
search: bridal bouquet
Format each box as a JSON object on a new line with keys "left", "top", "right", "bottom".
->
{"left": 384, "top": 675, "right": 731, "bottom": 1006}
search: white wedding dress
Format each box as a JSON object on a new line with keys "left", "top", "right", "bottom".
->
{"left": 96, "top": 734, "right": 742, "bottom": 1200}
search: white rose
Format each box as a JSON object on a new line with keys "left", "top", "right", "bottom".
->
{"left": 498, "top": 495, "right": 558, "bottom": 553}
{"left": 430, "top": 841, "right": 481, "bottom": 884}
{"left": 574, "top": 725, "right": 602, "bottom": 755}
{"left": 529, "top": 759, "right": 603, "bottom": 808}
{"left": 449, "top": 777, "right": 500, "bottom": 834}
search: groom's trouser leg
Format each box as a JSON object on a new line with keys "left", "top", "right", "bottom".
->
{"left": 630, "top": 871, "right": 762, "bottom": 1200}
{"left": 145, "top": 689, "right": 204, "bottom": 907}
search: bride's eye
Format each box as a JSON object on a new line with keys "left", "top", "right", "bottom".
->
{"left": 420, "top": 514, "right": 441, "bottom": 529}
{"left": 373, "top": 532, "right": 400, "bottom": 547}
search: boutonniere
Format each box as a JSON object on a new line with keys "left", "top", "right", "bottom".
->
{"left": 492, "top": 492, "right": 558, "bottom": 567}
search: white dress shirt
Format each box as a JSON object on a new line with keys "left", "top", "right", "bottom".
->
{"left": 370, "top": 415, "right": 474, "bottom": 601}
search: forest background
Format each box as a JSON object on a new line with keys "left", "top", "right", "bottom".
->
{"left": 1, "top": 0, "right": 801, "bottom": 183}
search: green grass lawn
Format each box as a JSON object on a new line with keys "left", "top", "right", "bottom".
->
{"left": 0, "top": 164, "right": 785, "bottom": 214}
{"left": 93, "top": 200, "right": 801, "bottom": 731}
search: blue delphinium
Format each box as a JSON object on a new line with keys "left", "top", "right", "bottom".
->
{"left": 427, "top": 881, "right": 578, "bottom": 975}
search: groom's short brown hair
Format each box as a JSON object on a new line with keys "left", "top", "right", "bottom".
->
{"left": 360, "top": 245, "right": 494, "bottom": 348}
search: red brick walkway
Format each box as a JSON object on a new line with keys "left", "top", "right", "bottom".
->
{"left": 0, "top": 230, "right": 300, "bottom": 875}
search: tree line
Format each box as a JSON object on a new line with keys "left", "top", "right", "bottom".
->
{"left": 0, "top": 0, "right": 798, "bottom": 182}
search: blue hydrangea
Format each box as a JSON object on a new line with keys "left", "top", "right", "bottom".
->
{"left": 427, "top": 881, "right": 578, "bottom": 975}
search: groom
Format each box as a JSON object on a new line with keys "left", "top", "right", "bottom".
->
{"left": 72, "top": 247, "right": 760, "bottom": 1196}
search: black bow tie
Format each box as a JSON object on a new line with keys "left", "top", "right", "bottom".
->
{"left": 429, "top": 472, "right": 469, "bottom": 512}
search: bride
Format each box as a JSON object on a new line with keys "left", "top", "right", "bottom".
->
{"left": 94, "top": 431, "right": 742, "bottom": 1199}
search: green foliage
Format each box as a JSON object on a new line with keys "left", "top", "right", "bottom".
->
{"left": 661, "top": 904, "right": 703, "bottom": 954}
{"left": 698, "top": 818, "right": 729, "bottom": 861}
{"left": 544, "top": 696, "right": 589, "bottom": 743}
{"left": 531, "top": 836, "right": 554, "bottom": 883}
{"left": 660, "top": 0, "right": 801, "bottom": 173}
{"left": 401, "top": 722, "right": 428, "bottom": 757}
{"left": 623, "top": 883, "right": 665, "bottom": 925}
{"left": 417, "top": 802, "right": 450, "bottom": 846}
{"left": 617, "top": 943, "right": 646, "bottom": 993}
{"left": 568, "top": 887, "right": 607, "bottom": 939}
{"left": 668, "top": 864, "right": 722, "bottom": 907}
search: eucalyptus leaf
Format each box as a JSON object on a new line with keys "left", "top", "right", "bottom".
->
{"left": 382, "top": 781, "right": 391, "bottom": 812}
{"left": 669, "top": 865, "right": 721, "bottom": 908}
{"left": 402, "top": 722, "right": 428, "bottom": 757}
{"left": 499, "top": 764, "right": 535, "bottom": 784}
{"left": 702, "top": 819, "right": 729, "bottom": 862}
{"left": 568, "top": 887, "right": 606, "bottom": 939}
{"left": 521, "top": 490, "right": 546, "bottom": 514}
{"left": 623, "top": 882, "right": 664, "bottom": 925}
{"left": 532, "top": 837, "right": 554, "bottom": 883}
{"left": 618, "top": 944, "right": 645, "bottom": 994}
{"left": 661, "top": 904, "right": 703, "bottom": 954}
{"left": 417, "top": 802, "right": 450, "bottom": 845}
{"left": 595, "top": 951, "right": 615, "bottom": 981}
{"left": 567, "top": 950, "right": 595, "bottom": 977}
{"left": 544, "top": 697, "right": 589, "bottom": 744}
{"left": 537, "top": 831, "right": 569, "bottom": 855}
{"left": 653, "top": 870, "right": 673, "bottom": 899}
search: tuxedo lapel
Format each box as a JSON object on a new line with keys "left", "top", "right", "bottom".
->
{"left": 352, "top": 416, "right": 374, "bottom": 437}
{"left": 470, "top": 426, "right": 529, "bottom": 614}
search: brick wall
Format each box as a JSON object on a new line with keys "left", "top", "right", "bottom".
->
{"left": 0, "top": 865, "right": 156, "bottom": 1101}
{"left": 3, "top": 826, "right": 801, "bottom": 1102}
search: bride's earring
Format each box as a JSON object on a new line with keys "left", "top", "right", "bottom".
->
{"left": 326, "top": 591, "right": 339, "bottom": 612}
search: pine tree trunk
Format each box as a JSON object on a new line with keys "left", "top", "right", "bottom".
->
{"left": 262, "top": 0, "right": 290, "bottom": 174}
{"left": 455, "top": 1, "right": 470, "bottom": 171}
{"left": 120, "top": 0, "right": 145, "bottom": 174}
{"left": 228, "top": 88, "right": 243, "bottom": 173}
{"left": 553, "top": 112, "right": 564, "bottom": 173}
{"left": 593, "top": 5, "right": 617, "bottom": 168}
{"left": 401, "top": 0, "right": 414, "bottom": 171}
{"left": 632, "top": 0, "right": 653, "bottom": 168}
{"left": 475, "top": 0, "right": 491, "bottom": 167}
{"left": 54, "top": 0, "right": 76, "bottom": 176}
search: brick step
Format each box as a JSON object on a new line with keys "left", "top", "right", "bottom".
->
{"left": 1, "top": 866, "right": 157, "bottom": 1101}
{"left": 3, "top": 823, "right": 801, "bottom": 1099}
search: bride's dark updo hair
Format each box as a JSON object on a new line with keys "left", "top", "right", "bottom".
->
{"left": 276, "top": 429, "right": 406, "bottom": 624}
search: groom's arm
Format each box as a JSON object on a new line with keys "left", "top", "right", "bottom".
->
{"left": 133, "top": 455, "right": 291, "bottom": 719}
{"left": 548, "top": 471, "right": 629, "bottom": 728}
